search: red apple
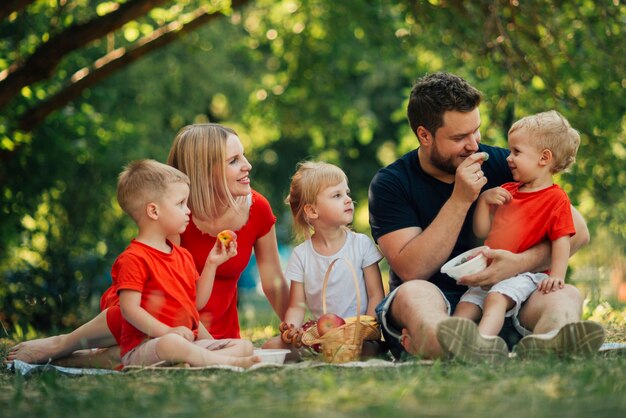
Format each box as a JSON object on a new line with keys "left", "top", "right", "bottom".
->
{"left": 217, "top": 229, "right": 237, "bottom": 247}
{"left": 316, "top": 313, "right": 345, "bottom": 336}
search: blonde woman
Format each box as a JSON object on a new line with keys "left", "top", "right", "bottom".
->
{"left": 7, "top": 124, "right": 288, "bottom": 366}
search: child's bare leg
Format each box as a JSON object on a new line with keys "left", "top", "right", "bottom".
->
{"left": 478, "top": 293, "right": 514, "bottom": 336}
{"left": 453, "top": 301, "right": 482, "bottom": 322}
{"left": 7, "top": 310, "right": 116, "bottom": 364}
{"left": 210, "top": 338, "right": 254, "bottom": 357}
{"left": 155, "top": 334, "right": 259, "bottom": 368}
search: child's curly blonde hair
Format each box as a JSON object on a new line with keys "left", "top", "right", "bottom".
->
{"left": 508, "top": 110, "right": 580, "bottom": 173}
{"left": 285, "top": 161, "right": 348, "bottom": 240}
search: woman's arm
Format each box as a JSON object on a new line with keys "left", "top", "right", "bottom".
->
{"left": 254, "top": 225, "right": 289, "bottom": 320}
{"left": 362, "top": 263, "right": 384, "bottom": 317}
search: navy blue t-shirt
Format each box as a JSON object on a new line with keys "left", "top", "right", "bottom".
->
{"left": 368, "top": 144, "right": 513, "bottom": 293}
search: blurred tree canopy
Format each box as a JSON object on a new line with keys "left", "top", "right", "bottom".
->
{"left": 1, "top": 0, "right": 624, "bottom": 332}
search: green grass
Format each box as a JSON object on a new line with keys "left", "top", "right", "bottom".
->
{"left": 1, "top": 293, "right": 625, "bottom": 418}
{"left": 1, "top": 356, "right": 625, "bottom": 418}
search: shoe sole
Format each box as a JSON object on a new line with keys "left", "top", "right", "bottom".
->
{"left": 515, "top": 321, "right": 605, "bottom": 358}
{"left": 437, "top": 317, "right": 509, "bottom": 364}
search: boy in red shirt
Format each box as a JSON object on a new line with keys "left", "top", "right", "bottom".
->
{"left": 114, "top": 159, "right": 258, "bottom": 368}
{"left": 438, "top": 110, "right": 604, "bottom": 363}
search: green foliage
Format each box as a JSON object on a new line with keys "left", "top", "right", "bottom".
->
{"left": 1, "top": 0, "right": 625, "bottom": 331}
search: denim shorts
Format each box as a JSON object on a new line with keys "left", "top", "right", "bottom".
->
{"left": 375, "top": 284, "right": 524, "bottom": 360}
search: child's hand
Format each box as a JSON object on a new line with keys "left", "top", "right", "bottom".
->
{"left": 168, "top": 326, "right": 195, "bottom": 342}
{"left": 479, "top": 187, "right": 512, "bottom": 206}
{"left": 538, "top": 276, "right": 565, "bottom": 294}
{"left": 206, "top": 239, "right": 237, "bottom": 267}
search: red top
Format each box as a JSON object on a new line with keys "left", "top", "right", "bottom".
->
{"left": 485, "top": 182, "right": 575, "bottom": 255}
{"left": 112, "top": 240, "right": 200, "bottom": 357}
{"left": 180, "top": 189, "right": 276, "bottom": 339}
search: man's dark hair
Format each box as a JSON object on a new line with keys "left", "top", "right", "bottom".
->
{"left": 407, "top": 72, "right": 482, "bottom": 136}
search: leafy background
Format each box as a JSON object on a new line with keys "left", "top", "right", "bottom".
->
{"left": 0, "top": 0, "right": 625, "bottom": 335}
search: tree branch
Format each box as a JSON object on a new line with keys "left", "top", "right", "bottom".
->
{"left": 0, "top": 0, "right": 170, "bottom": 111}
{"left": 0, "top": 0, "right": 36, "bottom": 21}
{"left": 18, "top": 4, "right": 248, "bottom": 131}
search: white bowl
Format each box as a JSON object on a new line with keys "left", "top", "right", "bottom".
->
{"left": 253, "top": 349, "right": 291, "bottom": 365}
{"left": 440, "top": 246, "right": 488, "bottom": 280}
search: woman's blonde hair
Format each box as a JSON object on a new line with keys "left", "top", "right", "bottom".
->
{"left": 508, "top": 110, "right": 580, "bottom": 173}
{"left": 286, "top": 161, "right": 348, "bottom": 240}
{"left": 117, "top": 159, "right": 189, "bottom": 223}
{"left": 167, "top": 124, "right": 240, "bottom": 220}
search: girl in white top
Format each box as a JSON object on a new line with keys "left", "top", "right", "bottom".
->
{"left": 263, "top": 161, "right": 385, "bottom": 358}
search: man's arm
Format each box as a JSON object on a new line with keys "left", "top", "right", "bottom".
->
{"left": 459, "top": 205, "right": 589, "bottom": 287}
{"left": 378, "top": 153, "right": 488, "bottom": 282}
{"left": 254, "top": 226, "right": 289, "bottom": 320}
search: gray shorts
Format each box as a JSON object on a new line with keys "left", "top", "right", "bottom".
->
{"left": 121, "top": 337, "right": 233, "bottom": 367}
{"left": 460, "top": 272, "right": 547, "bottom": 336}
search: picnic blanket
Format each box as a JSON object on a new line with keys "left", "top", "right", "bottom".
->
{"left": 6, "top": 357, "right": 427, "bottom": 376}
{"left": 7, "top": 342, "right": 625, "bottom": 377}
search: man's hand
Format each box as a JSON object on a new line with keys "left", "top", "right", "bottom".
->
{"left": 458, "top": 248, "right": 521, "bottom": 287}
{"left": 452, "top": 152, "right": 489, "bottom": 204}
{"left": 167, "top": 326, "right": 195, "bottom": 342}
{"left": 538, "top": 276, "right": 565, "bottom": 294}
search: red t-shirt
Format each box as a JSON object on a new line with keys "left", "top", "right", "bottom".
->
{"left": 111, "top": 240, "right": 200, "bottom": 357}
{"left": 485, "top": 182, "right": 576, "bottom": 254}
{"left": 180, "top": 189, "right": 276, "bottom": 339}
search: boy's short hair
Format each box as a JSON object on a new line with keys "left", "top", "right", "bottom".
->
{"left": 408, "top": 72, "right": 482, "bottom": 136}
{"left": 509, "top": 110, "right": 580, "bottom": 173}
{"left": 117, "top": 159, "right": 189, "bottom": 223}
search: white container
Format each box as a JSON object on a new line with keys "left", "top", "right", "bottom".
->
{"left": 253, "top": 349, "right": 291, "bottom": 365}
{"left": 440, "top": 246, "right": 488, "bottom": 280}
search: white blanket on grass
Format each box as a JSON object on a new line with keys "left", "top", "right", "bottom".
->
{"left": 8, "top": 342, "right": 625, "bottom": 376}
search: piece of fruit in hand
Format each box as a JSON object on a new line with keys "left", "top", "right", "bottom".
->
{"left": 217, "top": 229, "right": 237, "bottom": 246}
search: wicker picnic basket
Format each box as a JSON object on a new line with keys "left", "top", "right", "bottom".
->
{"left": 300, "top": 258, "right": 381, "bottom": 363}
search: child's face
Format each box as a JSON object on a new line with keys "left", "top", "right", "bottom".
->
{"left": 157, "top": 181, "right": 191, "bottom": 235}
{"left": 224, "top": 134, "right": 252, "bottom": 198}
{"left": 506, "top": 128, "right": 543, "bottom": 182}
{"left": 312, "top": 180, "right": 354, "bottom": 227}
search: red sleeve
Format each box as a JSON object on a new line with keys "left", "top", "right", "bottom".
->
{"left": 547, "top": 195, "right": 576, "bottom": 241}
{"left": 251, "top": 190, "right": 277, "bottom": 239}
{"left": 113, "top": 252, "right": 149, "bottom": 294}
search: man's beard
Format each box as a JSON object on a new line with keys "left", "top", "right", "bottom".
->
{"left": 431, "top": 141, "right": 458, "bottom": 175}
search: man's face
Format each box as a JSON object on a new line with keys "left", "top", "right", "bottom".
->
{"left": 429, "top": 108, "right": 482, "bottom": 174}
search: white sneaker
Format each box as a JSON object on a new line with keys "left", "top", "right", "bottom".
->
{"left": 515, "top": 321, "right": 605, "bottom": 358}
{"left": 436, "top": 317, "right": 509, "bottom": 364}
